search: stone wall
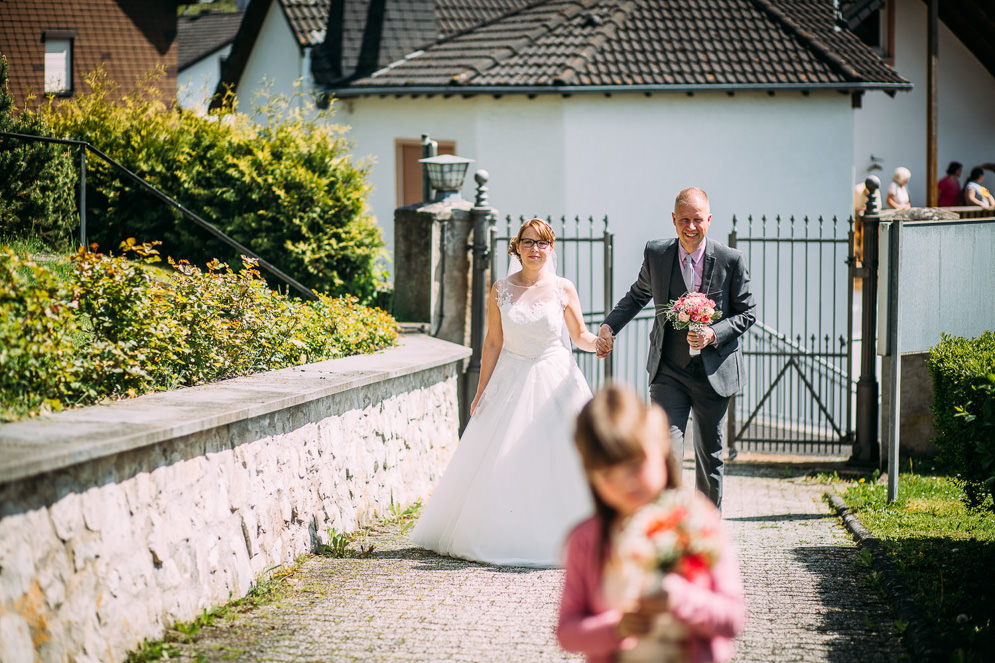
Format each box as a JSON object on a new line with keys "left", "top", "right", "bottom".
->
{"left": 0, "top": 335, "right": 469, "bottom": 663}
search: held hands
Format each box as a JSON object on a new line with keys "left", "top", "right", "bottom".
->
{"left": 596, "top": 324, "right": 615, "bottom": 358}
{"left": 687, "top": 326, "right": 716, "bottom": 350}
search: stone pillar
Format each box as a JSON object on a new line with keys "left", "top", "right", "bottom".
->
{"left": 393, "top": 199, "right": 473, "bottom": 347}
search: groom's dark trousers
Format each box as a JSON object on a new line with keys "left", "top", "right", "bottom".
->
{"left": 604, "top": 238, "right": 755, "bottom": 509}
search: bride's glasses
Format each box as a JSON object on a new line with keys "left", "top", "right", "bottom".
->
{"left": 519, "top": 239, "right": 551, "bottom": 249}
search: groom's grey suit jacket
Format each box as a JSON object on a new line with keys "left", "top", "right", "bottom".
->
{"left": 604, "top": 238, "right": 756, "bottom": 398}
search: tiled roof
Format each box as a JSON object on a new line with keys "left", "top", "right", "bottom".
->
{"left": 281, "top": 0, "right": 331, "bottom": 47}
{"left": 435, "top": 0, "right": 536, "bottom": 35}
{"left": 312, "top": 0, "right": 532, "bottom": 84}
{"left": 0, "top": 0, "right": 178, "bottom": 108}
{"left": 330, "top": 0, "right": 909, "bottom": 95}
{"left": 178, "top": 11, "right": 245, "bottom": 70}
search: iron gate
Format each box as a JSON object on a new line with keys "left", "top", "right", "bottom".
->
{"left": 487, "top": 213, "right": 855, "bottom": 457}
{"left": 489, "top": 214, "right": 614, "bottom": 387}
{"left": 728, "top": 215, "right": 856, "bottom": 456}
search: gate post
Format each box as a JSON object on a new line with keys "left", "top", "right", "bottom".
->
{"left": 726, "top": 223, "right": 738, "bottom": 454}
{"left": 464, "top": 171, "right": 496, "bottom": 428}
{"left": 855, "top": 176, "right": 881, "bottom": 466}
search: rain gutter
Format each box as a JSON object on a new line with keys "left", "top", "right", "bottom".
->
{"left": 323, "top": 81, "right": 913, "bottom": 98}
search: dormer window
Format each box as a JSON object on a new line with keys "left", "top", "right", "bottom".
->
{"left": 848, "top": 1, "right": 894, "bottom": 64}
{"left": 43, "top": 30, "right": 75, "bottom": 95}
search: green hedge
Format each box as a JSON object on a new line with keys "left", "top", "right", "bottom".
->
{"left": 927, "top": 331, "right": 995, "bottom": 512}
{"left": 0, "top": 56, "right": 79, "bottom": 249}
{"left": 5, "top": 64, "right": 386, "bottom": 303}
{"left": 0, "top": 241, "right": 397, "bottom": 422}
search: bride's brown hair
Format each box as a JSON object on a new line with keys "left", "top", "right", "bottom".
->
{"left": 508, "top": 217, "right": 555, "bottom": 260}
{"left": 574, "top": 384, "right": 681, "bottom": 558}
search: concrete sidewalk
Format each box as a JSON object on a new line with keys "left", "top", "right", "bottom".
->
{"left": 170, "top": 461, "right": 908, "bottom": 662}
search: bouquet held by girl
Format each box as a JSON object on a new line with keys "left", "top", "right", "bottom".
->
{"left": 557, "top": 385, "right": 746, "bottom": 663}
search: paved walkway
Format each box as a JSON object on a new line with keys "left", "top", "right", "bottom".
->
{"left": 171, "top": 461, "right": 909, "bottom": 662}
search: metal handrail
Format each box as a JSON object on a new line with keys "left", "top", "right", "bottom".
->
{"left": 0, "top": 131, "right": 317, "bottom": 300}
{"left": 747, "top": 319, "right": 855, "bottom": 386}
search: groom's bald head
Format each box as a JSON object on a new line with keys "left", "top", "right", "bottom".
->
{"left": 674, "top": 187, "right": 709, "bottom": 212}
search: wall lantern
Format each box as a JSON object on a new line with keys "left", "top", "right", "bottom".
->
{"left": 418, "top": 154, "right": 475, "bottom": 202}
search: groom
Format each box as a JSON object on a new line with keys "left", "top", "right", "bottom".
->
{"left": 596, "top": 187, "right": 755, "bottom": 509}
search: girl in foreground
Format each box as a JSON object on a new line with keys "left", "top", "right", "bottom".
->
{"left": 557, "top": 385, "right": 746, "bottom": 662}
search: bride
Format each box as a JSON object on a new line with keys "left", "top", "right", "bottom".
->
{"left": 410, "top": 217, "right": 599, "bottom": 567}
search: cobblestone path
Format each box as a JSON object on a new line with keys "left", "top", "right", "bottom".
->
{"left": 170, "top": 462, "right": 909, "bottom": 662}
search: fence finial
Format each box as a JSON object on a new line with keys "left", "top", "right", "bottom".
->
{"left": 473, "top": 170, "right": 489, "bottom": 208}
{"left": 863, "top": 175, "right": 881, "bottom": 216}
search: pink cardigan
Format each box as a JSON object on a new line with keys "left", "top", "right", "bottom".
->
{"left": 556, "top": 513, "right": 746, "bottom": 663}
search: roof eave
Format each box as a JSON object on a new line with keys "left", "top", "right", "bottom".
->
{"left": 322, "top": 81, "right": 914, "bottom": 98}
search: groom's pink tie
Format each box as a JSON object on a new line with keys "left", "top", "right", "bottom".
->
{"left": 683, "top": 255, "right": 695, "bottom": 292}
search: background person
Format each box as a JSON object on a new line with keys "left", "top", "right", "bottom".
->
{"left": 886, "top": 167, "right": 912, "bottom": 210}
{"left": 964, "top": 166, "right": 995, "bottom": 209}
{"left": 937, "top": 161, "right": 963, "bottom": 207}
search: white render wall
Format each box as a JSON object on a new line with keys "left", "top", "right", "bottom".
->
{"left": 339, "top": 90, "right": 856, "bottom": 290}
{"left": 177, "top": 44, "right": 233, "bottom": 115}
{"left": 235, "top": 0, "right": 307, "bottom": 117}
{"left": 854, "top": 0, "right": 995, "bottom": 204}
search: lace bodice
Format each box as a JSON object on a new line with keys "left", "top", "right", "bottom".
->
{"left": 495, "top": 278, "right": 569, "bottom": 357}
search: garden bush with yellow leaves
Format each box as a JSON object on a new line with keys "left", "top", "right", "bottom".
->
{"left": 0, "top": 240, "right": 396, "bottom": 422}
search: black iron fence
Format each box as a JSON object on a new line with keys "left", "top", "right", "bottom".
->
{"left": 489, "top": 214, "right": 614, "bottom": 386}
{"left": 486, "top": 211, "right": 855, "bottom": 457}
{"left": 728, "top": 214, "right": 855, "bottom": 456}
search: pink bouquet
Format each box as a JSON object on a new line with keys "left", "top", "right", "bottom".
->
{"left": 607, "top": 490, "right": 726, "bottom": 661}
{"left": 664, "top": 292, "right": 722, "bottom": 356}
{"left": 614, "top": 489, "right": 724, "bottom": 588}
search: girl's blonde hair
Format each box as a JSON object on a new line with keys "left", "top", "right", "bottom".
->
{"left": 574, "top": 384, "right": 681, "bottom": 556}
{"left": 508, "top": 217, "right": 555, "bottom": 260}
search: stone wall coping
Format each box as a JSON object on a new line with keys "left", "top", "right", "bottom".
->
{"left": 0, "top": 334, "right": 470, "bottom": 484}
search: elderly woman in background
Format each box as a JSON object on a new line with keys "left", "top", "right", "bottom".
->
{"left": 887, "top": 167, "right": 912, "bottom": 210}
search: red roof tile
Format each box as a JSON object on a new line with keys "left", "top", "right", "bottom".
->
{"left": 0, "top": 0, "right": 178, "bottom": 108}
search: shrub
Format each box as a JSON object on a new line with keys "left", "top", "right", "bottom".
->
{"left": 0, "top": 56, "right": 78, "bottom": 249}
{"left": 39, "top": 68, "right": 386, "bottom": 303}
{"left": 0, "top": 241, "right": 398, "bottom": 421}
{"left": 0, "top": 248, "right": 85, "bottom": 420}
{"left": 927, "top": 331, "right": 995, "bottom": 512}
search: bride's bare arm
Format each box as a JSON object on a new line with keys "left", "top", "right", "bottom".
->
{"left": 470, "top": 283, "right": 504, "bottom": 415}
{"left": 563, "top": 279, "right": 599, "bottom": 353}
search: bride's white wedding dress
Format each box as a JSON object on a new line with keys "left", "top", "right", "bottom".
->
{"left": 409, "top": 277, "right": 594, "bottom": 567}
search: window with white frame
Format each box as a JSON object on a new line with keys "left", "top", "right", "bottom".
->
{"left": 43, "top": 31, "right": 74, "bottom": 95}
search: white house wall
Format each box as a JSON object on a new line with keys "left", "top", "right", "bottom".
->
{"left": 338, "top": 90, "right": 855, "bottom": 293}
{"left": 854, "top": 0, "right": 995, "bottom": 202}
{"left": 235, "top": 1, "right": 304, "bottom": 116}
{"left": 178, "top": 45, "right": 232, "bottom": 114}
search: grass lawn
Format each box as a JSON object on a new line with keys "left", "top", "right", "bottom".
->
{"left": 839, "top": 471, "right": 994, "bottom": 663}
